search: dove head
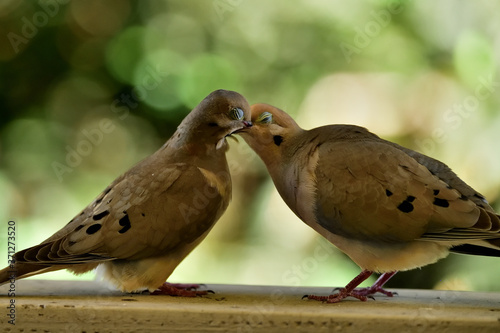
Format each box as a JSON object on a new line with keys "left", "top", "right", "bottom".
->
{"left": 176, "top": 89, "right": 252, "bottom": 150}
{"left": 238, "top": 103, "right": 303, "bottom": 166}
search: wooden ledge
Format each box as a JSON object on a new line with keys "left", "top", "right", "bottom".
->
{"left": 1, "top": 280, "right": 500, "bottom": 332}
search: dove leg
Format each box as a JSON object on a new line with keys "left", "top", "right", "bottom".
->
{"left": 351, "top": 271, "right": 397, "bottom": 297}
{"left": 306, "top": 270, "right": 376, "bottom": 303}
{"left": 150, "top": 282, "right": 211, "bottom": 297}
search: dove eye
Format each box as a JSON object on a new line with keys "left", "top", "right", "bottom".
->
{"left": 229, "top": 107, "right": 244, "bottom": 120}
{"left": 256, "top": 112, "right": 272, "bottom": 124}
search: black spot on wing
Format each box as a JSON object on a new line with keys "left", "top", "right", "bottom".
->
{"left": 65, "top": 218, "right": 75, "bottom": 226}
{"left": 473, "top": 193, "right": 488, "bottom": 204}
{"left": 75, "top": 224, "right": 85, "bottom": 231}
{"left": 385, "top": 189, "right": 393, "bottom": 197}
{"left": 96, "top": 187, "right": 112, "bottom": 204}
{"left": 400, "top": 165, "right": 410, "bottom": 172}
{"left": 433, "top": 189, "right": 440, "bottom": 196}
{"left": 397, "top": 196, "right": 415, "bottom": 213}
{"left": 86, "top": 224, "right": 102, "bottom": 235}
{"left": 118, "top": 212, "right": 131, "bottom": 234}
{"left": 208, "top": 122, "right": 218, "bottom": 127}
{"left": 273, "top": 135, "right": 283, "bottom": 146}
{"left": 433, "top": 198, "right": 449, "bottom": 208}
{"left": 93, "top": 210, "right": 110, "bottom": 221}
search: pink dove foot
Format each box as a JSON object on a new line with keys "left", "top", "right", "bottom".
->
{"left": 305, "top": 270, "right": 397, "bottom": 303}
{"left": 150, "top": 282, "right": 213, "bottom": 297}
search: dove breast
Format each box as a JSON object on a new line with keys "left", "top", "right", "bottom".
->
{"left": 288, "top": 125, "right": 481, "bottom": 272}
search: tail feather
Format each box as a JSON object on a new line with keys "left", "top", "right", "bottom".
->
{"left": 0, "top": 263, "right": 60, "bottom": 286}
{"left": 451, "top": 240, "right": 500, "bottom": 257}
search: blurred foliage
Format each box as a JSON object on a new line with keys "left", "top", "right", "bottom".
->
{"left": 1, "top": 0, "right": 500, "bottom": 292}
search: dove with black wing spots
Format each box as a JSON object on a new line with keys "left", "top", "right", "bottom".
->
{"left": 239, "top": 103, "right": 500, "bottom": 303}
{"left": 0, "top": 89, "right": 252, "bottom": 295}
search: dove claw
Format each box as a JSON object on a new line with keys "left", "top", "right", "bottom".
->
{"left": 304, "top": 271, "right": 397, "bottom": 303}
{"left": 306, "top": 290, "right": 369, "bottom": 303}
{"left": 150, "top": 282, "right": 210, "bottom": 297}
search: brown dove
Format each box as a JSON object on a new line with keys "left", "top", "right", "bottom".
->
{"left": 239, "top": 103, "right": 500, "bottom": 303}
{"left": 0, "top": 89, "right": 252, "bottom": 296}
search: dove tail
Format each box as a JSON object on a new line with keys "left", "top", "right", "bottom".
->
{"left": 450, "top": 208, "right": 500, "bottom": 257}
{"left": 0, "top": 266, "right": 15, "bottom": 286}
{"left": 450, "top": 243, "right": 500, "bottom": 257}
{"left": 451, "top": 236, "right": 500, "bottom": 257}
{"left": 0, "top": 263, "right": 57, "bottom": 286}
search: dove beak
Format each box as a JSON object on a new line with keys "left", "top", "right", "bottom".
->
{"left": 217, "top": 121, "right": 251, "bottom": 149}
{"left": 233, "top": 121, "right": 253, "bottom": 134}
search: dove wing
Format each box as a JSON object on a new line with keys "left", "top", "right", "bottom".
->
{"left": 15, "top": 162, "right": 227, "bottom": 265}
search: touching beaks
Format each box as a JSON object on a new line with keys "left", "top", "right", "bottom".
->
{"left": 230, "top": 120, "right": 252, "bottom": 137}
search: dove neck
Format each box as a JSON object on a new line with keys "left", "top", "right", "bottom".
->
{"left": 255, "top": 128, "right": 306, "bottom": 169}
{"left": 159, "top": 126, "right": 229, "bottom": 171}
{"left": 173, "top": 128, "right": 226, "bottom": 152}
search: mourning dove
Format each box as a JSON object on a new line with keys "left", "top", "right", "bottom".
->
{"left": 0, "top": 89, "right": 252, "bottom": 295}
{"left": 239, "top": 103, "right": 500, "bottom": 303}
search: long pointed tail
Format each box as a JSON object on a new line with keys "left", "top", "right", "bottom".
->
{"left": 451, "top": 239, "right": 500, "bottom": 257}
{"left": 0, "top": 263, "right": 58, "bottom": 286}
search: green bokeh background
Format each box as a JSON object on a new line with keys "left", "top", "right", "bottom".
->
{"left": 1, "top": 0, "right": 500, "bottom": 292}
